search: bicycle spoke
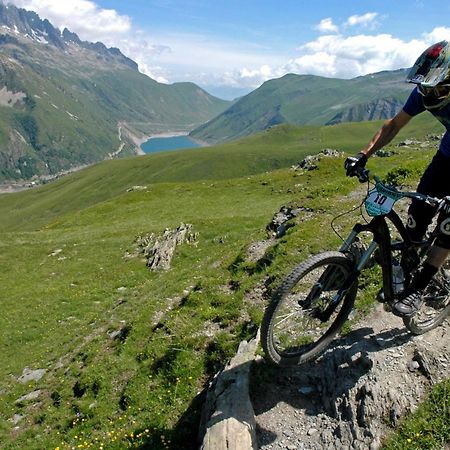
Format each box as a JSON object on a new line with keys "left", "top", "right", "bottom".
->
{"left": 266, "top": 256, "right": 355, "bottom": 359}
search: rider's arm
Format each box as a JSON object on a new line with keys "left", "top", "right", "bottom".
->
{"left": 360, "top": 110, "right": 412, "bottom": 159}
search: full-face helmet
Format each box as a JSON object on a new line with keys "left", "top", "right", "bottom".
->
{"left": 407, "top": 40, "right": 450, "bottom": 110}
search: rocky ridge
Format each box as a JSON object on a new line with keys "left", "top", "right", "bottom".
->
{"left": 252, "top": 306, "right": 450, "bottom": 450}
{"left": 0, "top": 3, "right": 136, "bottom": 68}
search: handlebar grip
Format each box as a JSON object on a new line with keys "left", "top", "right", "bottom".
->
{"left": 354, "top": 166, "right": 369, "bottom": 183}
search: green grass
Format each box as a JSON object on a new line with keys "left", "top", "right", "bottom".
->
{"left": 382, "top": 380, "right": 450, "bottom": 449}
{"left": 0, "top": 168, "right": 296, "bottom": 449}
{"left": 0, "top": 121, "right": 447, "bottom": 449}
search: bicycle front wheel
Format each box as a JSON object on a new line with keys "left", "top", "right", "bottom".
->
{"left": 404, "top": 267, "right": 450, "bottom": 335}
{"left": 261, "top": 251, "right": 358, "bottom": 367}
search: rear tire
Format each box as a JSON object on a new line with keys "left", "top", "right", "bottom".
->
{"left": 261, "top": 251, "right": 358, "bottom": 366}
{"left": 404, "top": 267, "right": 450, "bottom": 335}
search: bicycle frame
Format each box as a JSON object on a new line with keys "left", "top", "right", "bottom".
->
{"left": 339, "top": 209, "right": 417, "bottom": 304}
{"left": 310, "top": 172, "right": 446, "bottom": 322}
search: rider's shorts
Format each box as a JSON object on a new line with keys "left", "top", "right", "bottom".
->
{"left": 407, "top": 150, "right": 450, "bottom": 249}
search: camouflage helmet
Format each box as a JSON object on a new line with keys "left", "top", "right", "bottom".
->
{"left": 407, "top": 40, "right": 450, "bottom": 110}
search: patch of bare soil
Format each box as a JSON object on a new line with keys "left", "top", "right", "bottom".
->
{"left": 251, "top": 304, "right": 450, "bottom": 450}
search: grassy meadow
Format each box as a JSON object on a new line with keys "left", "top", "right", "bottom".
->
{"left": 0, "top": 119, "right": 448, "bottom": 449}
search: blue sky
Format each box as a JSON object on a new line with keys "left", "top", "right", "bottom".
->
{"left": 7, "top": 0, "right": 450, "bottom": 99}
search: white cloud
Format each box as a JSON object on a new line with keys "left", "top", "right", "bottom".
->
{"left": 315, "top": 18, "right": 339, "bottom": 34}
{"left": 424, "top": 26, "right": 450, "bottom": 43}
{"left": 283, "top": 29, "right": 450, "bottom": 80}
{"left": 288, "top": 34, "right": 413, "bottom": 79}
{"left": 345, "top": 12, "right": 379, "bottom": 28}
{"left": 227, "top": 27, "right": 450, "bottom": 89}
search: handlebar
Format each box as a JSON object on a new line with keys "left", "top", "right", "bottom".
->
{"left": 352, "top": 166, "right": 447, "bottom": 208}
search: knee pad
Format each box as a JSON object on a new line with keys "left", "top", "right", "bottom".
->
{"left": 436, "top": 217, "right": 450, "bottom": 249}
{"left": 406, "top": 213, "right": 428, "bottom": 242}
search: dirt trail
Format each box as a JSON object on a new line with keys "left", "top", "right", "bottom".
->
{"left": 251, "top": 304, "right": 450, "bottom": 450}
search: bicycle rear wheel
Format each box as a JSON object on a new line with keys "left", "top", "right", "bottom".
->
{"left": 404, "top": 267, "right": 450, "bottom": 334}
{"left": 261, "top": 251, "right": 358, "bottom": 366}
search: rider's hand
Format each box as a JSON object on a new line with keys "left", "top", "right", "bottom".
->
{"left": 344, "top": 152, "right": 368, "bottom": 177}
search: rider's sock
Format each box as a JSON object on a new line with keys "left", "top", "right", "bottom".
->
{"left": 414, "top": 262, "right": 439, "bottom": 290}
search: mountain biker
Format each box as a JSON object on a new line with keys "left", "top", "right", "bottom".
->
{"left": 345, "top": 40, "right": 450, "bottom": 317}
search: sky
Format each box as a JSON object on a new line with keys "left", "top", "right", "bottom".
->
{"left": 5, "top": 0, "right": 450, "bottom": 99}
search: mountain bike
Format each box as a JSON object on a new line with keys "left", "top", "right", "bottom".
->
{"left": 261, "top": 167, "right": 450, "bottom": 367}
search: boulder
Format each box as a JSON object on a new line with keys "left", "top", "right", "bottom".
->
{"left": 17, "top": 367, "right": 46, "bottom": 384}
{"left": 200, "top": 336, "right": 259, "bottom": 450}
{"left": 296, "top": 148, "right": 343, "bottom": 171}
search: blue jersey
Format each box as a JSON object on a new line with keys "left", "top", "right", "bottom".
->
{"left": 403, "top": 87, "right": 450, "bottom": 157}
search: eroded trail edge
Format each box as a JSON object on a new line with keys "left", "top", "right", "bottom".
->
{"left": 252, "top": 304, "right": 450, "bottom": 450}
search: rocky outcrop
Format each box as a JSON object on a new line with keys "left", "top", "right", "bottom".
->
{"left": 294, "top": 148, "right": 343, "bottom": 171}
{"left": 200, "top": 335, "right": 260, "bottom": 450}
{"left": 126, "top": 223, "right": 197, "bottom": 271}
{"left": 17, "top": 367, "right": 46, "bottom": 384}
{"left": 326, "top": 98, "right": 404, "bottom": 125}
{"left": 253, "top": 304, "right": 450, "bottom": 450}
{"left": 266, "top": 206, "right": 312, "bottom": 238}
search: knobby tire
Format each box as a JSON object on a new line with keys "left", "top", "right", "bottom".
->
{"left": 261, "top": 251, "right": 358, "bottom": 367}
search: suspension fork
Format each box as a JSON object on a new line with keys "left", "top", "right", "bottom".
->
{"left": 313, "top": 224, "right": 374, "bottom": 321}
{"left": 339, "top": 222, "right": 379, "bottom": 271}
{"left": 318, "top": 218, "right": 393, "bottom": 321}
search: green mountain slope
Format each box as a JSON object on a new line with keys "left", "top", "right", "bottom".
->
{"left": 0, "top": 4, "right": 230, "bottom": 182}
{"left": 0, "top": 113, "right": 442, "bottom": 232}
{"left": 0, "top": 119, "right": 445, "bottom": 449}
{"left": 190, "top": 70, "right": 414, "bottom": 144}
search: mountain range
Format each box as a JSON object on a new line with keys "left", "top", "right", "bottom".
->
{"left": 190, "top": 70, "right": 414, "bottom": 144}
{"left": 0, "top": 3, "right": 422, "bottom": 182}
{"left": 0, "top": 3, "right": 229, "bottom": 181}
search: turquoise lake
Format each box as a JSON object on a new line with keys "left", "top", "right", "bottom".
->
{"left": 141, "top": 135, "right": 201, "bottom": 154}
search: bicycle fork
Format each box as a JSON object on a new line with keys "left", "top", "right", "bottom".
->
{"left": 306, "top": 230, "right": 379, "bottom": 322}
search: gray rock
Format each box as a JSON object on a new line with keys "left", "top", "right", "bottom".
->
{"left": 10, "top": 414, "right": 24, "bottom": 425}
{"left": 16, "top": 390, "right": 41, "bottom": 404}
{"left": 408, "top": 360, "right": 420, "bottom": 372}
{"left": 267, "top": 206, "right": 311, "bottom": 238}
{"left": 146, "top": 223, "right": 197, "bottom": 271}
{"left": 17, "top": 367, "right": 46, "bottom": 384}
{"left": 129, "top": 223, "right": 197, "bottom": 271}
{"left": 296, "top": 148, "right": 343, "bottom": 171}
{"left": 374, "top": 149, "right": 393, "bottom": 157}
{"left": 200, "top": 335, "right": 259, "bottom": 450}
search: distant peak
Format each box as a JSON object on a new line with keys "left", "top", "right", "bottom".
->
{"left": 0, "top": 3, "right": 138, "bottom": 70}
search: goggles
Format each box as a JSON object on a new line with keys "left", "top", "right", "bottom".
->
{"left": 418, "top": 84, "right": 450, "bottom": 99}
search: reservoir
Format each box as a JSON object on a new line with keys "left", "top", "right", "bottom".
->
{"left": 141, "top": 135, "right": 201, "bottom": 154}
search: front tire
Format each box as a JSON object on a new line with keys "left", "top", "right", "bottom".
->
{"left": 261, "top": 251, "right": 358, "bottom": 366}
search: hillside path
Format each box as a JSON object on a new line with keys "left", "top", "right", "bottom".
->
{"left": 250, "top": 303, "right": 450, "bottom": 450}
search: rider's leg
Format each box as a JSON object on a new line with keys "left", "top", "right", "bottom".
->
{"left": 417, "top": 213, "right": 450, "bottom": 282}
{"left": 394, "top": 151, "right": 450, "bottom": 316}
{"left": 394, "top": 224, "right": 450, "bottom": 317}
{"left": 405, "top": 156, "right": 442, "bottom": 242}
